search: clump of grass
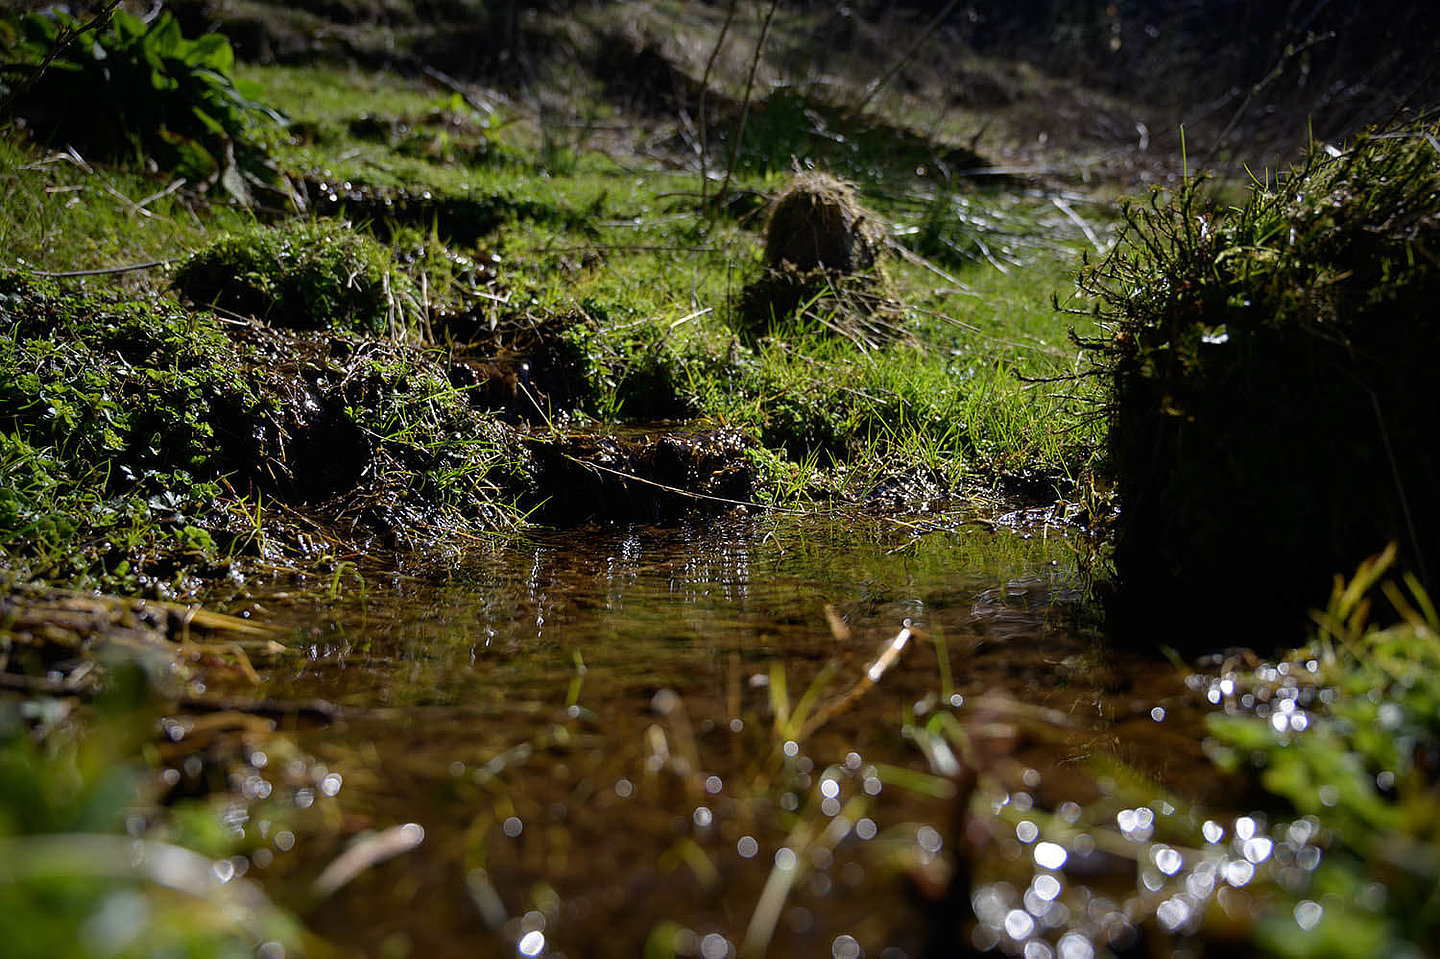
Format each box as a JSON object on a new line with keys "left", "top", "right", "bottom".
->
{"left": 1077, "top": 121, "right": 1440, "bottom": 644}
{"left": 173, "top": 220, "right": 419, "bottom": 337}
{"left": 761, "top": 172, "right": 878, "bottom": 274}
{"left": 1197, "top": 545, "right": 1440, "bottom": 956}
{"left": 736, "top": 173, "right": 901, "bottom": 349}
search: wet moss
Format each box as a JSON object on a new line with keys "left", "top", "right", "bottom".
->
{"left": 173, "top": 220, "right": 413, "bottom": 335}
{"left": 0, "top": 271, "right": 525, "bottom": 588}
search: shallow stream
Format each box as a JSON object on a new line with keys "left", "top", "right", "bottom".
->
{"left": 217, "top": 510, "right": 1226, "bottom": 959}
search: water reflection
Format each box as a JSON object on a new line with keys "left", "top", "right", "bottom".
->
{"left": 234, "top": 511, "right": 1225, "bottom": 957}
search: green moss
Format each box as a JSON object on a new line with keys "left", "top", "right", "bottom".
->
{"left": 0, "top": 273, "right": 251, "bottom": 585}
{"left": 0, "top": 270, "right": 524, "bottom": 588}
{"left": 173, "top": 220, "right": 413, "bottom": 335}
{"left": 1079, "top": 121, "right": 1440, "bottom": 643}
{"left": 0, "top": 273, "right": 244, "bottom": 489}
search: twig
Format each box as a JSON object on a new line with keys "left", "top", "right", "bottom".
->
{"left": 134, "top": 177, "right": 188, "bottom": 211}
{"left": 855, "top": 0, "right": 963, "bottom": 112}
{"left": 175, "top": 696, "right": 345, "bottom": 722}
{"left": 554, "top": 450, "right": 819, "bottom": 515}
{"left": 420, "top": 65, "right": 496, "bottom": 119}
{"left": 100, "top": 181, "right": 152, "bottom": 218}
{"left": 714, "top": 0, "right": 780, "bottom": 216}
{"left": 884, "top": 236, "right": 971, "bottom": 290}
{"left": 798, "top": 623, "right": 917, "bottom": 739}
{"left": 1201, "top": 28, "right": 1337, "bottom": 168}
{"left": 0, "top": 671, "right": 91, "bottom": 696}
{"left": 698, "top": 0, "right": 740, "bottom": 206}
{"left": 23, "top": 257, "right": 182, "bottom": 278}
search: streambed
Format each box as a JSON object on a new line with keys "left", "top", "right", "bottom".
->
{"left": 215, "top": 510, "right": 1233, "bottom": 959}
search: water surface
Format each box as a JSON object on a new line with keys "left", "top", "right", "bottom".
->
{"left": 229, "top": 511, "right": 1205, "bottom": 958}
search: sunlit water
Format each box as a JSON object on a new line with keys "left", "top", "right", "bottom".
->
{"left": 215, "top": 511, "right": 1223, "bottom": 959}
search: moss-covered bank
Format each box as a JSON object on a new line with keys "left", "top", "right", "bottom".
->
{"left": 0, "top": 271, "right": 523, "bottom": 591}
{"left": 1081, "top": 122, "right": 1440, "bottom": 646}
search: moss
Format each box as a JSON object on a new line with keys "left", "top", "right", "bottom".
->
{"left": 1079, "top": 122, "right": 1440, "bottom": 645}
{"left": 0, "top": 271, "right": 525, "bottom": 589}
{"left": 0, "top": 273, "right": 245, "bottom": 491}
{"left": 173, "top": 221, "right": 416, "bottom": 336}
{"left": 0, "top": 272, "right": 256, "bottom": 588}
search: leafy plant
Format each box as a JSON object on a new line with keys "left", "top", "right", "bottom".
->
{"left": 1, "top": 8, "right": 290, "bottom": 205}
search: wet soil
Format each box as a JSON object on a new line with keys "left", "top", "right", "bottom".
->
{"left": 200, "top": 510, "right": 1224, "bottom": 959}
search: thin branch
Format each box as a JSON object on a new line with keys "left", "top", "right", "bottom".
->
{"left": 556, "top": 451, "right": 821, "bottom": 515}
{"left": 855, "top": 0, "right": 962, "bottom": 112}
{"left": 0, "top": 1, "right": 123, "bottom": 116}
{"left": 698, "top": 0, "right": 740, "bottom": 207}
{"left": 24, "top": 257, "right": 182, "bottom": 278}
{"left": 1201, "top": 28, "right": 1337, "bottom": 168}
{"left": 713, "top": 0, "right": 780, "bottom": 217}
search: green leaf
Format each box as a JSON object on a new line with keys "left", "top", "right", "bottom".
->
{"left": 190, "top": 105, "right": 226, "bottom": 138}
{"left": 110, "top": 11, "right": 145, "bottom": 44}
{"left": 186, "top": 33, "right": 234, "bottom": 74}
{"left": 144, "top": 13, "right": 182, "bottom": 56}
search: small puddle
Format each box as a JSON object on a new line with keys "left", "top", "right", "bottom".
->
{"left": 228, "top": 511, "right": 1212, "bottom": 958}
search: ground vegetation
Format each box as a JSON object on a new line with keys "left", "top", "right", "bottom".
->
{"left": 1, "top": 2, "right": 1438, "bottom": 957}
{"left": 1078, "top": 122, "right": 1440, "bottom": 645}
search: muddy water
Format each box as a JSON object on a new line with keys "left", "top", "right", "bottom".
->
{"left": 236, "top": 511, "right": 1214, "bottom": 959}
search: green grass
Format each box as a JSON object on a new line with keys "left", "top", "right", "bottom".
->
{"left": 0, "top": 42, "right": 1104, "bottom": 591}
{"left": 0, "top": 136, "right": 255, "bottom": 280}
{"left": 240, "top": 57, "right": 1101, "bottom": 492}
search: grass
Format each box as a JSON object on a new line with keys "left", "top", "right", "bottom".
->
{"left": 0, "top": 45, "right": 1104, "bottom": 588}
{"left": 1077, "top": 122, "right": 1440, "bottom": 646}
{"left": 0, "top": 136, "right": 255, "bottom": 280}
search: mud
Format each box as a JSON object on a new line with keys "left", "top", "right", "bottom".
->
{"left": 523, "top": 425, "right": 759, "bottom": 524}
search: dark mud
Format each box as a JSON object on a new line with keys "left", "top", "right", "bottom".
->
{"left": 523, "top": 425, "right": 758, "bottom": 524}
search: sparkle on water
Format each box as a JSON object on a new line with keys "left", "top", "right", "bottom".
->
{"left": 217, "top": 511, "right": 1375, "bottom": 957}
